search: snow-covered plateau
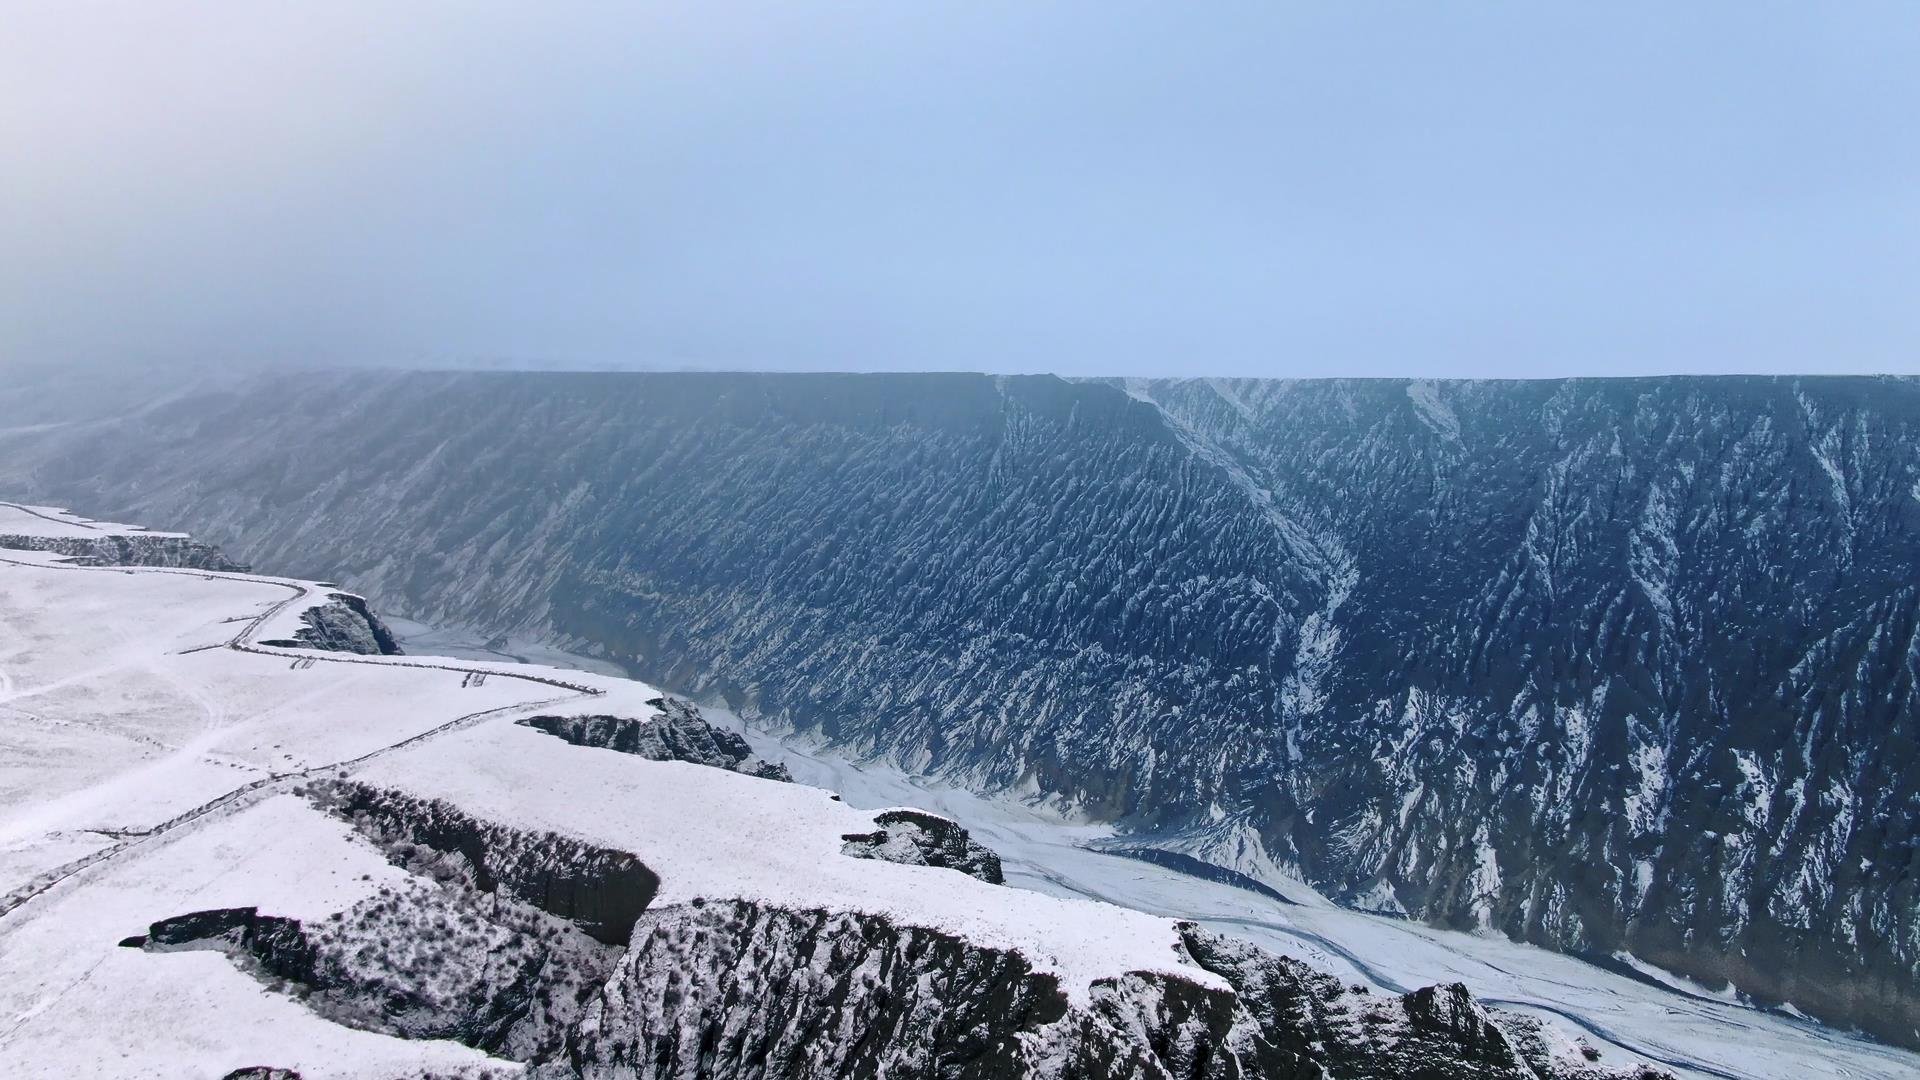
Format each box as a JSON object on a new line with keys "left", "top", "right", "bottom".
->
{"left": 0, "top": 505, "right": 1684, "bottom": 1078}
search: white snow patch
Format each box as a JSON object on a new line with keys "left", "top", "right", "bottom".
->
{"left": 0, "top": 501, "right": 188, "bottom": 539}
{"left": 1405, "top": 380, "right": 1462, "bottom": 442}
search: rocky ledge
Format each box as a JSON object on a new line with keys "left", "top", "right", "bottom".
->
{"left": 518, "top": 697, "right": 791, "bottom": 781}
{"left": 258, "top": 591, "right": 404, "bottom": 655}
{"left": 128, "top": 780, "right": 1667, "bottom": 1080}
{"left": 841, "top": 808, "right": 1006, "bottom": 884}
{"left": 0, "top": 531, "right": 247, "bottom": 571}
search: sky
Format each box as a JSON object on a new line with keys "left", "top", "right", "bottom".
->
{"left": 2, "top": 3, "right": 1917, "bottom": 378}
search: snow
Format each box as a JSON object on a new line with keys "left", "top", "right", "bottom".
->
{"left": 1347, "top": 879, "right": 1408, "bottom": 916}
{"left": 1405, "top": 380, "right": 1462, "bottom": 442}
{"left": 0, "top": 545, "right": 615, "bottom": 1075}
{"left": 353, "top": 720, "right": 1221, "bottom": 1006}
{"left": 0, "top": 501, "right": 187, "bottom": 539}
{"left": 0, "top": 795, "right": 503, "bottom": 1079}
{"left": 1610, "top": 950, "right": 1747, "bottom": 1005}
{"left": 0, "top": 523, "right": 1226, "bottom": 1076}
{"left": 0, "top": 556, "right": 565, "bottom": 874}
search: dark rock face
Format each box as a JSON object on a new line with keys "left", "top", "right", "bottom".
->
{"left": 259, "top": 591, "right": 403, "bottom": 655}
{"left": 311, "top": 781, "right": 659, "bottom": 945}
{"left": 841, "top": 809, "right": 1005, "bottom": 884}
{"left": 1180, "top": 926, "right": 1670, "bottom": 1080}
{"left": 8, "top": 370, "right": 1920, "bottom": 1042}
{"left": 134, "top": 907, "right": 316, "bottom": 976}
{"left": 562, "top": 900, "right": 1071, "bottom": 1079}
{"left": 133, "top": 813, "right": 1660, "bottom": 1078}
{"left": 1183, "top": 927, "right": 1530, "bottom": 1080}
{"left": 558, "top": 899, "right": 1662, "bottom": 1080}
{"left": 0, "top": 531, "right": 246, "bottom": 571}
{"left": 519, "top": 697, "right": 790, "bottom": 781}
{"left": 138, "top": 883, "right": 617, "bottom": 1063}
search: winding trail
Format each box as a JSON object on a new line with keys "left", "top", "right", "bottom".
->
{"left": 0, "top": 544, "right": 605, "bottom": 921}
{"left": 0, "top": 503, "right": 108, "bottom": 531}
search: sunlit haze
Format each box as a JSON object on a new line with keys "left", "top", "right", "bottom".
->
{"left": 4, "top": 3, "right": 1917, "bottom": 376}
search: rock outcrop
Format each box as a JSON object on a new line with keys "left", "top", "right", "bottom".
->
{"left": 557, "top": 899, "right": 1665, "bottom": 1080}
{"left": 136, "top": 787, "right": 1665, "bottom": 1079}
{"left": 310, "top": 781, "right": 658, "bottom": 945}
{"left": 132, "top": 883, "right": 616, "bottom": 1064}
{"left": 518, "top": 698, "right": 791, "bottom": 781}
{"left": 1179, "top": 927, "right": 1670, "bottom": 1080}
{"left": 259, "top": 591, "right": 403, "bottom": 655}
{"left": 0, "top": 531, "right": 246, "bottom": 571}
{"left": 841, "top": 808, "right": 1005, "bottom": 884}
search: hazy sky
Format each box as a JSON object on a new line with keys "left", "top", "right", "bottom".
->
{"left": 3, "top": 4, "right": 1917, "bottom": 377}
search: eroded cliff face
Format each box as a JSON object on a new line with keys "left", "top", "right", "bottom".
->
{"left": 131, "top": 780, "right": 1661, "bottom": 1080}
{"left": 313, "top": 781, "right": 658, "bottom": 945}
{"left": 7, "top": 370, "right": 1918, "bottom": 1042}
{"left": 519, "top": 698, "right": 790, "bottom": 781}
{"left": 0, "top": 531, "right": 247, "bottom": 571}
{"left": 257, "top": 591, "right": 405, "bottom": 655}
{"left": 565, "top": 899, "right": 1073, "bottom": 1079}
{"left": 1177, "top": 928, "right": 1663, "bottom": 1080}
{"left": 559, "top": 901, "right": 1660, "bottom": 1080}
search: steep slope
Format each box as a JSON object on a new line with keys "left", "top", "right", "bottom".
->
{"left": 0, "top": 512, "right": 1656, "bottom": 1079}
{"left": 5, "top": 371, "right": 1920, "bottom": 1044}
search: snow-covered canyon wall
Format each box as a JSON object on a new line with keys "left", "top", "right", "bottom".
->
{"left": 5, "top": 370, "right": 1918, "bottom": 1046}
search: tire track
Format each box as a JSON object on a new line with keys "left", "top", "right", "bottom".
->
{"left": 0, "top": 503, "right": 105, "bottom": 532}
{"left": 0, "top": 548, "right": 605, "bottom": 921}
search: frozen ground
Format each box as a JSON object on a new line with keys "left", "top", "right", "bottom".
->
{"left": 0, "top": 793, "right": 508, "bottom": 1079}
{"left": 0, "top": 549, "right": 565, "bottom": 895}
{"left": 0, "top": 502, "right": 186, "bottom": 539}
{"left": 388, "top": 623, "right": 1920, "bottom": 1080}
{"left": 0, "top": 541, "right": 626, "bottom": 1076}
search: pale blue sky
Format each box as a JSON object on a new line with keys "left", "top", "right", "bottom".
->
{"left": 3, "top": 3, "right": 1916, "bottom": 376}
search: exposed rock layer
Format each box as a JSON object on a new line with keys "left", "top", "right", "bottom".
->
{"left": 137, "top": 782, "right": 1665, "bottom": 1078}
{"left": 557, "top": 899, "right": 1660, "bottom": 1080}
{"left": 841, "top": 809, "right": 1005, "bottom": 884}
{"left": 313, "top": 781, "right": 659, "bottom": 945}
{"left": 260, "top": 591, "right": 404, "bottom": 655}
{"left": 0, "top": 531, "right": 246, "bottom": 571}
{"left": 519, "top": 699, "right": 790, "bottom": 781}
